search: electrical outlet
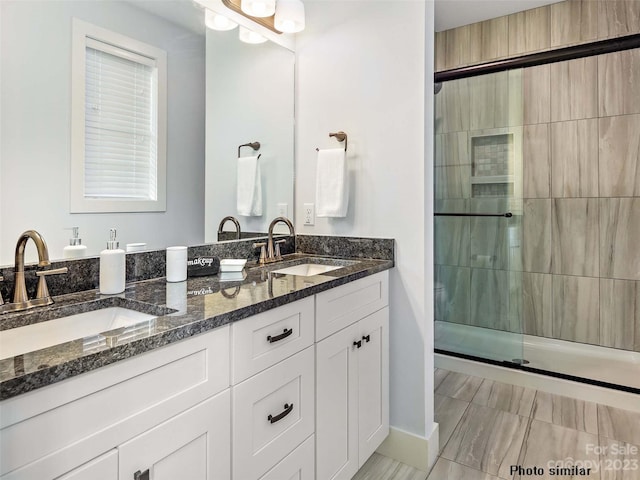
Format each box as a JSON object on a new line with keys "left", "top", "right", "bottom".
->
{"left": 277, "top": 203, "right": 288, "bottom": 217}
{"left": 303, "top": 203, "right": 315, "bottom": 226}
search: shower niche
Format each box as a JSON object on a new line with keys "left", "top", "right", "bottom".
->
{"left": 469, "top": 128, "right": 522, "bottom": 203}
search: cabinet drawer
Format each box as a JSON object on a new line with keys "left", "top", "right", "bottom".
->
{"left": 231, "top": 297, "right": 314, "bottom": 384}
{"left": 259, "top": 435, "right": 314, "bottom": 480}
{"left": 316, "top": 271, "right": 388, "bottom": 341}
{"left": 232, "top": 346, "right": 315, "bottom": 480}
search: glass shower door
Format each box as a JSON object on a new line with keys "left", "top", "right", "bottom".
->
{"left": 434, "top": 70, "right": 525, "bottom": 365}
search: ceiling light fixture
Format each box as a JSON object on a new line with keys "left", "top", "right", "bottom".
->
{"left": 204, "top": 9, "right": 238, "bottom": 31}
{"left": 274, "top": 0, "right": 305, "bottom": 33}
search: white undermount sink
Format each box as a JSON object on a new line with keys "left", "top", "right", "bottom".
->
{"left": 272, "top": 263, "right": 342, "bottom": 277}
{"left": 0, "top": 307, "right": 155, "bottom": 360}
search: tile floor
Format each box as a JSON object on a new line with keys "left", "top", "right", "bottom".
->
{"left": 354, "top": 368, "right": 640, "bottom": 480}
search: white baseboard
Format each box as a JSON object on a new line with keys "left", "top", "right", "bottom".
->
{"left": 376, "top": 424, "right": 439, "bottom": 472}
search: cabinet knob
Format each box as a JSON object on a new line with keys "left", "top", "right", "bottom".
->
{"left": 353, "top": 340, "right": 362, "bottom": 349}
{"left": 362, "top": 334, "right": 370, "bottom": 343}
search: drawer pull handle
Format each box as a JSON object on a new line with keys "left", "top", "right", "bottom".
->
{"left": 267, "top": 328, "right": 293, "bottom": 343}
{"left": 362, "top": 334, "right": 371, "bottom": 343}
{"left": 134, "top": 470, "right": 149, "bottom": 480}
{"left": 268, "top": 403, "right": 294, "bottom": 423}
{"left": 353, "top": 340, "right": 362, "bottom": 349}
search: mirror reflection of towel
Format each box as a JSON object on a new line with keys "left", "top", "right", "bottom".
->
{"left": 237, "top": 155, "right": 262, "bottom": 216}
{"left": 316, "top": 148, "right": 348, "bottom": 217}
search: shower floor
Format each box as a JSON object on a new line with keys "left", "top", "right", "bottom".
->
{"left": 435, "top": 321, "right": 640, "bottom": 391}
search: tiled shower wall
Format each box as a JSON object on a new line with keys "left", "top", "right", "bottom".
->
{"left": 434, "top": 0, "right": 640, "bottom": 352}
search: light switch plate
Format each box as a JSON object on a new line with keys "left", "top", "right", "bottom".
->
{"left": 277, "top": 203, "right": 288, "bottom": 217}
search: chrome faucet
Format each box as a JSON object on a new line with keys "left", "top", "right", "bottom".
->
{"left": 1, "top": 230, "right": 67, "bottom": 313}
{"left": 264, "top": 217, "right": 295, "bottom": 264}
{"left": 218, "top": 216, "right": 241, "bottom": 240}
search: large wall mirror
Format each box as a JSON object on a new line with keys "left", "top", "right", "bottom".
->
{"left": 0, "top": 0, "right": 294, "bottom": 266}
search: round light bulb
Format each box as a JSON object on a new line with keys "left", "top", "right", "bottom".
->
{"left": 241, "top": 0, "right": 275, "bottom": 18}
{"left": 239, "top": 26, "right": 268, "bottom": 44}
{"left": 205, "top": 9, "right": 238, "bottom": 31}
{"left": 274, "top": 0, "right": 305, "bottom": 33}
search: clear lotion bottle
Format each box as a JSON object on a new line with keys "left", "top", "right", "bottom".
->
{"left": 100, "top": 228, "right": 126, "bottom": 294}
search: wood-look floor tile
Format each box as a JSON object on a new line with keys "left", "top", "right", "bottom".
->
{"left": 353, "top": 453, "right": 427, "bottom": 480}
{"left": 599, "top": 437, "right": 640, "bottom": 480}
{"left": 598, "top": 405, "right": 640, "bottom": 446}
{"left": 531, "top": 391, "right": 598, "bottom": 434}
{"left": 427, "top": 458, "right": 502, "bottom": 480}
{"left": 516, "top": 420, "right": 601, "bottom": 479}
{"left": 435, "top": 393, "right": 469, "bottom": 451}
{"left": 442, "top": 403, "right": 528, "bottom": 479}
{"left": 435, "top": 371, "right": 483, "bottom": 401}
{"left": 472, "top": 379, "right": 536, "bottom": 417}
{"left": 434, "top": 368, "right": 449, "bottom": 391}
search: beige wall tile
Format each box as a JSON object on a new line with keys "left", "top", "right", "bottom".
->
{"left": 435, "top": 78, "right": 470, "bottom": 133}
{"left": 552, "top": 198, "right": 599, "bottom": 277}
{"left": 550, "top": 119, "right": 599, "bottom": 198}
{"left": 469, "top": 71, "right": 510, "bottom": 130}
{"left": 550, "top": 0, "right": 598, "bottom": 47}
{"left": 470, "top": 268, "right": 511, "bottom": 331}
{"left": 444, "top": 25, "right": 471, "bottom": 70}
{"left": 598, "top": 49, "right": 640, "bottom": 117}
{"left": 599, "top": 114, "right": 640, "bottom": 197}
{"left": 523, "top": 124, "right": 550, "bottom": 198}
{"left": 598, "top": 0, "right": 640, "bottom": 38}
{"left": 600, "top": 198, "right": 640, "bottom": 281}
{"left": 478, "top": 16, "right": 509, "bottom": 63}
{"left": 600, "top": 279, "right": 637, "bottom": 351}
{"left": 552, "top": 275, "right": 600, "bottom": 344}
{"left": 508, "top": 6, "right": 550, "bottom": 56}
{"left": 522, "top": 272, "right": 553, "bottom": 337}
{"left": 522, "top": 199, "right": 552, "bottom": 273}
{"left": 435, "top": 166, "right": 471, "bottom": 199}
{"left": 551, "top": 57, "right": 598, "bottom": 121}
{"left": 435, "top": 265, "right": 471, "bottom": 325}
{"left": 435, "top": 31, "right": 446, "bottom": 72}
{"left": 435, "top": 131, "right": 469, "bottom": 166}
{"left": 524, "top": 64, "right": 550, "bottom": 125}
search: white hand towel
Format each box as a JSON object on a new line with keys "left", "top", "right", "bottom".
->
{"left": 236, "top": 155, "right": 262, "bottom": 216}
{"left": 316, "top": 148, "right": 349, "bottom": 217}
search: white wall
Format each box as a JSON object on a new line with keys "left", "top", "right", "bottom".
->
{"left": 296, "top": 0, "right": 434, "bottom": 439}
{"left": 0, "top": 1, "right": 205, "bottom": 265}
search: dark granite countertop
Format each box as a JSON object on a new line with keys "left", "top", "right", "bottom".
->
{"left": 0, "top": 254, "right": 392, "bottom": 400}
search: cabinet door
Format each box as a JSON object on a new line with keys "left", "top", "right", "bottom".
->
{"left": 357, "top": 307, "right": 389, "bottom": 467}
{"left": 55, "top": 450, "right": 118, "bottom": 480}
{"left": 315, "top": 323, "right": 359, "bottom": 480}
{"left": 118, "top": 391, "right": 230, "bottom": 480}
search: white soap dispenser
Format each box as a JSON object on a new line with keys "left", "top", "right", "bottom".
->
{"left": 63, "top": 227, "right": 88, "bottom": 259}
{"left": 99, "top": 228, "right": 126, "bottom": 294}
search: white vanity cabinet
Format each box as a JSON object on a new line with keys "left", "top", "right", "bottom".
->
{"left": 315, "top": 272, "right": 389, "bottom": 480}
{"left": 0, "top": 327, "right": 230, "bottom": 480}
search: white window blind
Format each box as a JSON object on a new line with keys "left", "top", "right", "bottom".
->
{"left": 84, "top": 39, "right": 158, "bottom": 200}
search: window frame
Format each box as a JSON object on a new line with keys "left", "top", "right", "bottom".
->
{"left": 70, "top": 18, "right": 167, "bottom": 213}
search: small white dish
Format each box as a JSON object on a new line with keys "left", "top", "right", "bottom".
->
{"left": 220, "top": 259, "right": 247, "bottom": 272}
{"left": 219, "top": 271, "right": 247, "bottom": 282}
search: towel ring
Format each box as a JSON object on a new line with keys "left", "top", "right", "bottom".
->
{"left": 315, "top": 131, "right": 347, "bottom": 152}
{"left": 238, "top": 141, "right": 260, "bottom": 157}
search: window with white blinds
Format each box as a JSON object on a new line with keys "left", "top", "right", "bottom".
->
{"left": 71, "top": 19, "right": 167, "bottom": 213}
